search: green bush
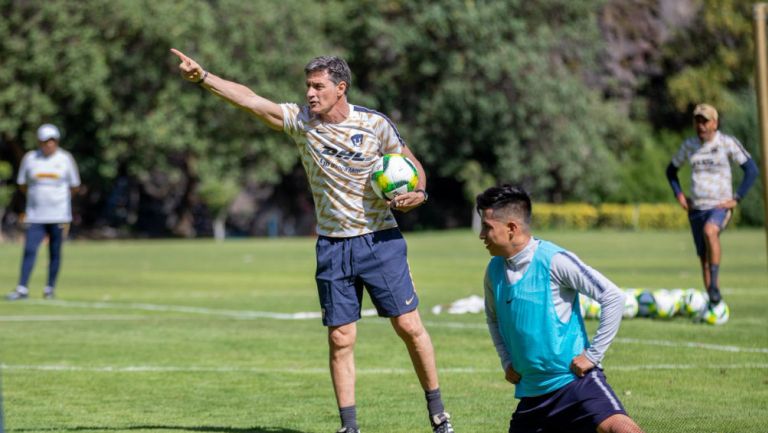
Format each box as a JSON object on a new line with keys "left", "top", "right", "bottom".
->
{"left": 530, "top": 202, "right": 733, "bottom": 230}
{"left": 534, "top": 203, "right": 599, "bottom": 230}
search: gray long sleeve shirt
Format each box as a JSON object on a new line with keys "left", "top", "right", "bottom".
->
{"left": 484, "top": 238, "right": 625, "bottom": 371}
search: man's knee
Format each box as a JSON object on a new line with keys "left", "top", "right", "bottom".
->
{"left": 328, "top": 324, "right": 356, "bottom": 351}
{"left": 392, "top": 310, "right": 426, "bottom": 340}
{"left": 597, "top": 414, "right": 644, "bottom": 433}
{"left": 703, "top": 223, "right": 720, "bottom": 239}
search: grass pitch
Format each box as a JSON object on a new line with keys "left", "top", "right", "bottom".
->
{"left": 0, "top": 229, "right": 766, "bottom": 433}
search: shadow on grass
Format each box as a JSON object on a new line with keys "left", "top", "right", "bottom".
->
{"left": 9, "top": 425, "right": 308, "bottom": 433}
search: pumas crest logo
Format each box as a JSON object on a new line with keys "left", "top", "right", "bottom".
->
{"left": 351, "top": 134, "right": 363, "bottom": 147}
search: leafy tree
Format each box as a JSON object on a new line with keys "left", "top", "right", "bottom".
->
{"left": 663, "top": 0, "right": 754, "bottom": 114}
{"left": 0, "top": 160, "right": 12, "bottom": 241}
{"left": 328, "top": 0, "right": 631, "bottom": 204}
{"left": 0, "top": 0, "right": 329, "bottom": 236}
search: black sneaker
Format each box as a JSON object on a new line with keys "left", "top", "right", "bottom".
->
{"left": 431, "top": 412, "right": 455, "bottom": 433}
{"left": 335, "top": 428, "right": 360, "bottom": 433}
{"left": 6, "top": 290, "right": 29, "bottom": 301}
{"left": 707, "top": 286, "right": 722, "bottom": 305}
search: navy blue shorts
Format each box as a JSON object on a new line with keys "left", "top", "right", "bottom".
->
{"left": 315, "top": 228, "right": 419, "bottom": 326}
{"left": 688, "top": 208, "right": 732, "bottom": 257}
{"left": 509, "top": 369, "right": 627, "bottom": 433}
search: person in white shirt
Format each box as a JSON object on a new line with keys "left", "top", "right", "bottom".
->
{"left": 665, "top": 104, "right": 758, "bottom": 306}
{"left": 6, "top": 124, "right": 80, "bottom": 301}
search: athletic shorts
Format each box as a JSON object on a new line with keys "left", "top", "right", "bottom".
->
{"left": 509, "top": 369, "right": 627, "bottom": 433}
{"left": 315, "top": 228, "right": 419, "bottom": 326}
{"left": 688, "top": 208, "right": 732, "bottom": 257}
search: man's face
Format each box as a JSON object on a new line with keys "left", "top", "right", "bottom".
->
{"left": 479, "top": 208, "right": 515, "bottom": 257}
{"left": 694, "top": 115, "right": 718, "bottom": 142}
{"left": 305, "top": 70, "right": 345, "bottom": 115}
{"left": 39, "top": 139, "right": 58, "bottom": 156}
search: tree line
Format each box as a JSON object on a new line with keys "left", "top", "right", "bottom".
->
{"left": 0, "top": 0, "right": 763, "bottom": 238}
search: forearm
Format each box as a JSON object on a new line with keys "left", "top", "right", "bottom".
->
{"left": 666, "top": 162, "right": 683, "bottom": 197}
{"left": 401, "top": 145, "right": 427, "bottom": 190}
{"left": 735, "top": 159, "right": 759, "bottom": 200}
{"left": 200, "top": 73, "right": 283, "bottom": 130}
{"left": 585, "top": 288, "right": 624, "bottom": 364}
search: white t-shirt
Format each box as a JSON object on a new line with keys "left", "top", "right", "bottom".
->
{"left": 17, "top": 148, "right": 80, "bottom": 223}
{"left": 281, "top": 102, "right": 404, "bottom": 237}
{"left": 672, "top": 131, "right": 751, "bottom": 210}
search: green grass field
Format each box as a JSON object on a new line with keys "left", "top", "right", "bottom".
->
{"left": 0, "top": 229, "right": 766, "bottom": 433}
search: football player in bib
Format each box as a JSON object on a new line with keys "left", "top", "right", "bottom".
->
{"left": 6, "top": 124, "right": 80, "bottom": 301}
{"left": 478, "top": 185, "right": 644, "bottom": 433}
{"left": 171, "top": 49, "right": 454, "bottom": 433}
{"left": 666, "top": 104, "right": 758, "bottom": 307}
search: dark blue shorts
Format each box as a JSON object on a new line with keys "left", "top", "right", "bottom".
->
{"left": 315, "top": 228, "right": 418, "bottom": 326}
{"left": 509, "top": 369, "right": 627, "bottom": 433}
{"left": 688, "top": 208, "right": 732, "bottom": 257}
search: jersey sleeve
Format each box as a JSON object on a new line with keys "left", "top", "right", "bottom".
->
{"left": 671, "top": 140, "right": 691, "bottom": 167}
{"left": 484, "top": 267, "right": 513, "bottom": 372}
{"left": 374, "top": 116, "right": 404, "bottom": 155}
{"left": 725, "top": 136, "right": 751, "bottom": 165}
{"left": 66, "top": 152, "right": 81, "bottom": 187}
{"left": 280, "top": 103, "right": 303, "bottom": 137}
{"left": 551, "top": 252, "right": 624, "bottom": 365}
{"left": 16, "top": 152, "right": 31, "bottom": 185}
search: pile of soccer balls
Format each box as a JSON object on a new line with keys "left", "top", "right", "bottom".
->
{"left": 579, "top": 288, "right": 729, "bottom": 325}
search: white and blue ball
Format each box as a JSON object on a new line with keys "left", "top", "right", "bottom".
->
{"left": 622, "top": 289, "right": 639, "bottom": 319}
{"left": 682, "top": 289, "right": 708, "bottom": 317}
{"left": 652, "top": 289, "right": 680, "bottom": 319}
{"left": 699, "top": 301, "right": 730, "bottom": 325}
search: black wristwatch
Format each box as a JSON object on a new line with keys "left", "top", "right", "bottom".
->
{"left": 414, "top": 189, "right": 428, "bottom": 202}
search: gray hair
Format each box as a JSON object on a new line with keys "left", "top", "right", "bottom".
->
{"left": 305, "top": 56, "right": 352, "bottom": 94}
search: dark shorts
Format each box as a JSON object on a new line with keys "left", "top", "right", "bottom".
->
{"left": 509, "top": 369, "right": 627, "bottom": 433}
{"left": 688, "top": 208, "right": 732, "bottom": 257}
{"left": 315, "top": 228, "right": 418, "bottom": 326}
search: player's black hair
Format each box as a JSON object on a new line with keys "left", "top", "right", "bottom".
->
{"left": 476, "top": 184, "right": 532, "bottom": 226}
{"left": 305, "top": 56, "right": 352, "bottom": 94}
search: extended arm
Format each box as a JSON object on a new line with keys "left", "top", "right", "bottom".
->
{"left": 170, "top": 48, "right": 284, "bottom": 131}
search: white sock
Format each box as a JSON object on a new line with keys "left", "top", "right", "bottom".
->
{"left": 44, "top": 286, "right": 54, "bottom": 294}
{"left": 16, "top": 285, "right": 29, "bottom": 294}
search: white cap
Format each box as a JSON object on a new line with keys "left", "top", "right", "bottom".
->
{"left": 37, "top": 124, "right": 61, "bottom": 141}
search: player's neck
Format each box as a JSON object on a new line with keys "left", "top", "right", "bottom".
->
{"left": 320, "top": 99, "right": 350, "bottom": 124}
{"left": 506, "top": 234, "right": 533, "bottom": 258}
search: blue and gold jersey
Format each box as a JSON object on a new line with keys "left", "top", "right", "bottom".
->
{"left": 672, "top": 131, "right": 751, "bottom": 210}
{"left": 281, "top": 103, "right": 404, "bottom": 237}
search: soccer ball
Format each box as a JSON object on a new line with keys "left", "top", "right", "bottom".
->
{"left": 370, "top": 154, "right": 419, "bottom": 200}
{"left": 682, "top": 289, "right": 708, "bottom": 317}
{"left": 635, "top": 289, "right": 655, "bottom": 318}
{"left": 699, "top": 301, "right": 730, "bottom": 325}
{"left": 652, "top": 289, "right": 679, "bottom": 319}
{"left": 622, "top": 289, "right": 639, "bottom": 318}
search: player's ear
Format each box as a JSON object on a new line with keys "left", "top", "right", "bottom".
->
{"left": 506, "top": 220, "right": 518, "bottom": 237}
{"left": 337, "top": 81, "right": 347, "bottom": 96}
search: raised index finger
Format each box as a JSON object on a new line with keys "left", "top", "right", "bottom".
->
{"left": 170, "top": 48, "right": 190, "bottom": 64}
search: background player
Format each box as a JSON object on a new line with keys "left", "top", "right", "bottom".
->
{"left": 665, "top": 103, "right": 758, "bottom": 306}
{"left": 6, "top": 124, "right": 80, "bottom": 301}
